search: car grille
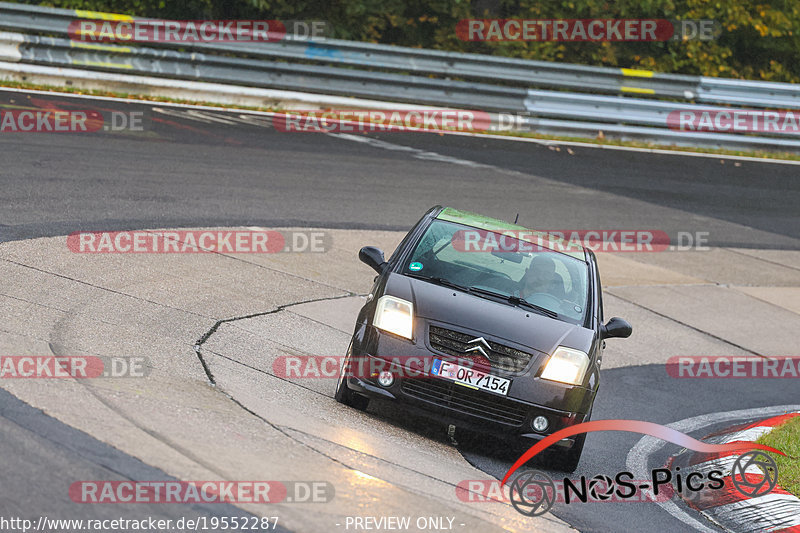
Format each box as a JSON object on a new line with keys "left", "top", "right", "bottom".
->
{"left": 428, "top": 325, "right": 535, "bottom": 373}
{"left": 401, "top": 378, "right": 528, "bottom": 426}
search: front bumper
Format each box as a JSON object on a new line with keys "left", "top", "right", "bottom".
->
{"left": 345, "top": 326, "right": 595, "bottom": 448}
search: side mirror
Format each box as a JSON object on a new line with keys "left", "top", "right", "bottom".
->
{"left": 601, "top": 317, "right": 632, "bottom": 339}
{"left": 359, "top": 246, "right": 388, "bottom": 274}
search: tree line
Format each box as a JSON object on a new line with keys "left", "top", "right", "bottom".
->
{"left": 19, "top": 0, "right": 800, "bottom": 83}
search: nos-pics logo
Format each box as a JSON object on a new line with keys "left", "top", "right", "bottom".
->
{"left": 500, "top": 420, "right": 783, "bottom": 517}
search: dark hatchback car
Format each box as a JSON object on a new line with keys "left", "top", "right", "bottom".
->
{"left": 335, "top": 206, "right": 631, "bottom": 471}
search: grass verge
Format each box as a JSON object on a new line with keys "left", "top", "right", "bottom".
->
{"left": 756, "top": 415, "right": 800, "bottom": 496}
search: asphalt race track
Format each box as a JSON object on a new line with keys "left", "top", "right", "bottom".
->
{"left": 1, "top": 90, "right": 798, "bottom": 248}
{"left": 1, "top": 88, "right": 798, "bottom": 532}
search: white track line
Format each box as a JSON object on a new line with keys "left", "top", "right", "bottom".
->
{"left": 626, "top": 405, "right": 800, "bottom": 533}
{"left": 331, "top": 133, "right": 499, "bottom": 169}
{"left": 2, "top": 86, "right": 800, "bottom": 166}
{"left": 703, "top": 426, "right": 778, "bottom": 445}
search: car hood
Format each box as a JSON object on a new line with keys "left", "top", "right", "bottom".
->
{"left": 384, "top": 273, "right": 595, "bottom": 355}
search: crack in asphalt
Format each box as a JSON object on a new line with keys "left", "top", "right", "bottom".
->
{"left": 0, "top": 252, "right": 365, "bottom": 490}
{"left": 2, "top": 246, "right": 417, "bottom": 510}
{"left": 215, "top": 391, "right": 523, "bottom": 528}
{"left": 213, "top": 382, "right": 531, "bottom": 528}
{"left": 277, "top": 425, "right": 522, "bottom": 510}
{"left": 0, "top": 257, "right": 213, "bottom": 320}
{"left": 607, "top": 290, "right": 763, "bottom": 357}
{"left": 202, "top": 348, "right": 332, "bottom": 399}
{"left": 0, "top": 253, "right": 255, "bottom": 483}
{"left": 0, "top": 400, "right": 158, "bottom": 484}
{"left": 190, "top": 294, "right": 531, "bottom": 524}
{"left": 192, "top": 292, "right": 356, "bottom": 385}
{"left": 725, "top": 247, "right": 800, "bottom": 272}
{"left": 46, "top": 341, "right": 233, "bottom": 481}
{"left": 0, "top": 248, "right": 358, "bottom": 387}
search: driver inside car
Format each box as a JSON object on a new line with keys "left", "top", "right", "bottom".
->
{"left": 519, "top": 254, "right": 566, "bottom": 300}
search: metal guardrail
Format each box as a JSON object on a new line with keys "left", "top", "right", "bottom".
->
{"left": 5, "top": 33, "right": 531, "bottom": 112}
{"left": 697, "top": 77, "right": 800, "bottom": 109}
{"left": 1, "top": 1, "right": 799, "bottom": 151}
{"left": 524, "top": 90, "right": 800, "bottom": 137}
{"left": 0, "top": 1, "right": 702, "bottom": 100}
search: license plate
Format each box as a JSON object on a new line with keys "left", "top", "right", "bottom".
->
{"left": 431, "top": 359, "right": 510, "bottom": 396}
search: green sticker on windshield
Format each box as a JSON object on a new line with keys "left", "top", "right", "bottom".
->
{"left": 409, "top": 262, "right": 423, "bottom": 271}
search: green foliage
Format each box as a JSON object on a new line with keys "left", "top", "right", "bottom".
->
{"left": 757, "top": 416, "right": 800, "bottom": 497}
{"left": 13, "top": 0, "right": 800, "bottom": 82}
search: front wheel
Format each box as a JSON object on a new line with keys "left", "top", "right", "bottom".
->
{"left": 548, "top": 406, "right": 592, "bottom": 473}
{"left": 548, "top": 432, "right": 586, "bottom": 473}
{"left": 334, "top": 343, "right": 370, "bottom": 411}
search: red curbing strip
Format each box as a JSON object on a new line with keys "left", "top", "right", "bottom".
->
{"left": 772, "top": 526, "right": 800, "bottom": 533}
{"left": 686, "top": 473, "right": 793, "bottom": 511}
{"left": 666, "top": 412, "right": 800, "bottom": 532}
{"left": 739, "top": 412, "right": 800, "bottom": 430}
{"left": 700, "top": 421, "right": 753, "bottom": 440}
{"left": 700, "top": 412, "right": 800, "bottom": 440}
{"left": 688, "top": 438, "right": 787, "bottom": 466}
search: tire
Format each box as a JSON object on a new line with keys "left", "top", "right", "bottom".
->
{"left": 334, "top": 343, "right": 370, "bottom": 411}
{"left": 548, "top": 432, "right": 586, "bottom": 473}
{"left": 549, "top": 406, "right": 593, "bottom": 473}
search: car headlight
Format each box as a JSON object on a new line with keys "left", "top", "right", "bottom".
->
{"left": 540, "top": 347, "right": 589, "bottom": 385}
{"left": 372, "top": 295, "right": 414, "bottom": 339}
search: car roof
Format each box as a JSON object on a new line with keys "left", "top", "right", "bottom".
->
{"left": 436, "top": 206, "right": 587, "bottom": 261}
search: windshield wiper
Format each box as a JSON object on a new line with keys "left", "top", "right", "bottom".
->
{"left": 405, "top": 273, "right": 470, "bottom": 292}
{"left": 405, "top": 274, "right": 559, "bottom": 319}
{"left": 515, "top": 297, "right": 559, "bottom": 319}
{"left": 466, "top": 286, "right": 559, "bottom": 319}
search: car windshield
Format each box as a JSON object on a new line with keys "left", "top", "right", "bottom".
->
{"left": 403, "top": 219, "right": 590, "bottom": 324}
